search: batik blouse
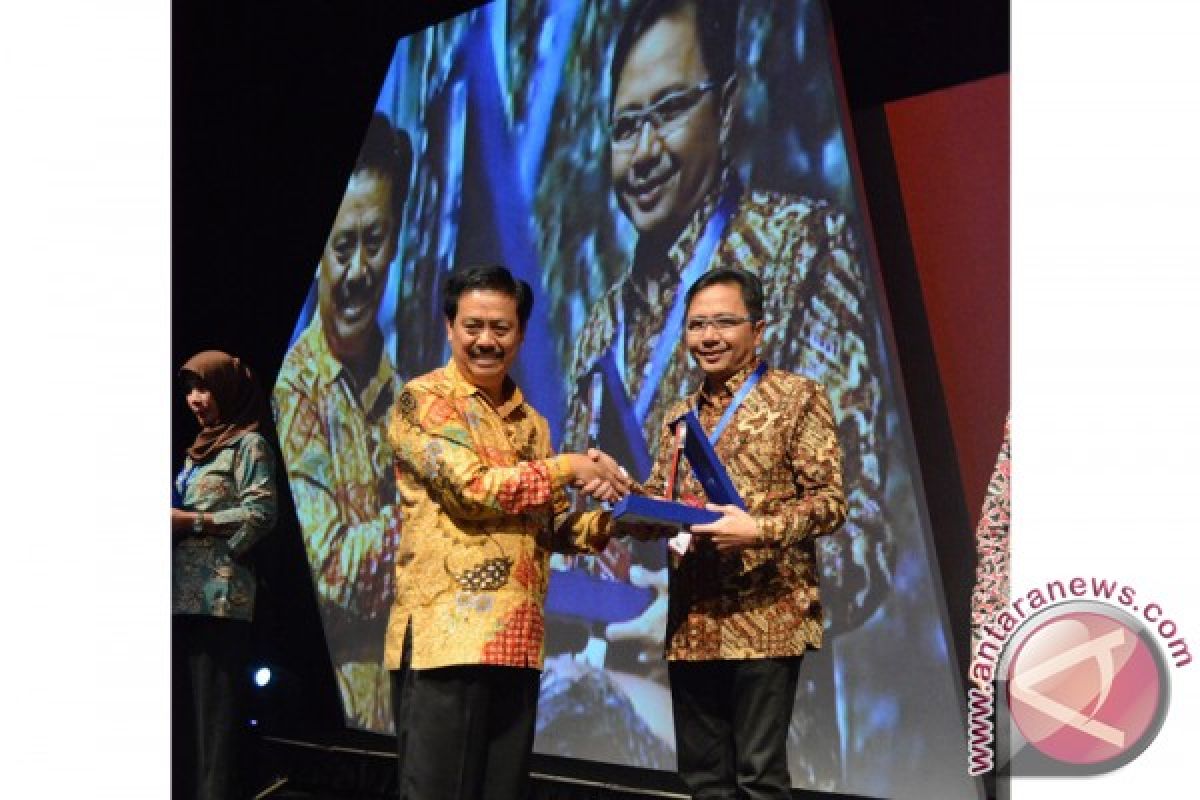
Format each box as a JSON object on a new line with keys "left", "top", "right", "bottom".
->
{"left": 173, "top": 431, "right": 278, "bottom": 621}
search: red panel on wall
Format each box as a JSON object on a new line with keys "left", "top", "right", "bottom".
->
{"left": 885, "top": 74, "right": 1010, "bottom": 515}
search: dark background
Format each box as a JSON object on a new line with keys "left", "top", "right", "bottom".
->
{"left": 172, "top": 0, "right": 1009, "bottom": 790}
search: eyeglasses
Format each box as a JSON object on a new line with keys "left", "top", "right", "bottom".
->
{"left": 610, "top": 82, "right": 716, "bottom": 150}
{"left": 684, "top": 315, "right": 757, "bottom": 334}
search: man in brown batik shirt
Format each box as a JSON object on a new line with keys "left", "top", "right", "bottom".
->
{"left": 561, "top": 0, "right": 887, "bottom": 664}
{"left": 631, "top": 267, "right": 846, "bottom": 798}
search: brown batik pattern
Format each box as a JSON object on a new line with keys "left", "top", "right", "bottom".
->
{"left": 642, "top": 363, "right": 848, "bottom": 661}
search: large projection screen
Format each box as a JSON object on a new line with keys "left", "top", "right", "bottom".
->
{"left": 271, "top": 1, "right": 982, "bottom": 797}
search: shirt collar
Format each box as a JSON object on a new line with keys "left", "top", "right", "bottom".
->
{"left": 309, "top": 314, "right": 396, "bottom": 412}
{"left": 696, "top": 358, "right": 764, "bottom": 408}
{"left": 358, "top": 344, "right": 396, "bottom": 414}
{"left": 443, "top": 358, "right": 525, "bottom": 418}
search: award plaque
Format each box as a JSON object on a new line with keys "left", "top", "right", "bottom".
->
{"left": 611, "top": 410, "right": 745, "bottom": 527}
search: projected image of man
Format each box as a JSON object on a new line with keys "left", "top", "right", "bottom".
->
{"left": 272, "top": 112, "right": 412, "bottom": 731}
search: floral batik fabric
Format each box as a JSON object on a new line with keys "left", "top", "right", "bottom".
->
{"left": 173, "top": 432, "right": 277, "bottom": 621}
{"left": 274, "top": 316, "right": 402, "bottom": 634}
{"left": 383, "top": 360, "right": 610, "bottom": 672}
{"left": 273, "top": 316, "right": 404, "bottom": 730}
{"left": 970, "top": 415, "right": 1011, "bottom": 673}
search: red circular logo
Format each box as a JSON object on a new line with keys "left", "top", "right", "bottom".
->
{"left": 1006, "top": 609, "right": 1164, "bottom": 766}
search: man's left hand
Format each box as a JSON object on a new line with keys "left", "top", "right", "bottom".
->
{"left": 689, "top": 504, "right": 766, "bottom": 552}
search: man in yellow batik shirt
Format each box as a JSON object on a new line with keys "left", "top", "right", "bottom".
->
{"left": 384, "top": 265, "right": 631, "bottom": 800}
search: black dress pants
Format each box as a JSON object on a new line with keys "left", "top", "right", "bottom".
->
{"left": 390, "top": 627, "right": 540, "bottom": 800}
{"left": 173, "top": 615, "right": 250, "bottom": 800}
{"left": 669, "top": 657, "right": 803, "bottom": 800}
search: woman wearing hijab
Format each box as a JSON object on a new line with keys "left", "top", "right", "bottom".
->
{"left": 172, "top": 350, "right": 277, "bottom": 800}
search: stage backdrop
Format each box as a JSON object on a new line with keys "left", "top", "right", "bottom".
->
{"left": 272, "top": 1, "right": 982, "bottom": 797}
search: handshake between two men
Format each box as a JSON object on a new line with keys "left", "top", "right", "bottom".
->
{"left": 560, "top": 447, "right": 765, "bottom": 554}
{"left": 564, "top": 448, "right": 633, "bottom": 506}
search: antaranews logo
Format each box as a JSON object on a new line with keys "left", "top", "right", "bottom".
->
{"left": 968, "top": 578, "right": 1190, "bottom": 777}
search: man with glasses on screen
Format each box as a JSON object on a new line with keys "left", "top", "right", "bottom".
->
{"left": 272, "top": 112, "right": 411, "bottom": 732}
{"left": 628, "top": 266, "right": 847, "bottom": 798}
{"left": 560, "top": 0, "right": 891, "bottom": 783}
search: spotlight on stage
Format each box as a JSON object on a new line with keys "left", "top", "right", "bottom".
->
{"left": 253, "top": 666, "right": 273, "bottom": 688}
{"left": 245, "top": 661, "right": 306, "bottom": 732}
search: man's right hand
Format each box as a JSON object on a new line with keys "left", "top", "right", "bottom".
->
{"left": 568, "top": 449, "right": 632, "bottom": 503}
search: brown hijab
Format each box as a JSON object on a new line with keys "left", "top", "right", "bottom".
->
{"left": 180, "top": 350, "right": 263, "bottom": 463}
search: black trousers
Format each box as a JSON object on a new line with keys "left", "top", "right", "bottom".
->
{"left": 173, "top": 615, "right": 250, "bottom": 800}
{"left": 390, "top": 629, "right": 540, "bottom": 800}
{"left": 669, "top": 657, "right": 803, "bottom": 800}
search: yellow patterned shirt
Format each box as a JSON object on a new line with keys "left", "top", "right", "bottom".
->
{"left": 641, "top": 362, "right": 847, "bottom": 660}
{"left": 384, "top": 360, "right": 611, "bottom": 671}
{"left": 272, "top": 316, "right": 401, "bottom": 730}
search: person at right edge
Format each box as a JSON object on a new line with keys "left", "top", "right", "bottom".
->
{"left": 628, "top": 267, "right": 847, "bottom": 799}
{"left": 970, "top": 413, "right": 1011, "bottom": 684}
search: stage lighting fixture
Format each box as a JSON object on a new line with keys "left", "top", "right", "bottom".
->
{"left": 253, "top": 666, "right": 273, "bottom": 688}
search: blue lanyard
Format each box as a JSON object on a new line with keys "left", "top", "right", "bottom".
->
{"left": 707, "top": 362, "right": 767, "bottom": 445}
{"left": 596, "top": 348, "right": 653, "bottom": 480}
